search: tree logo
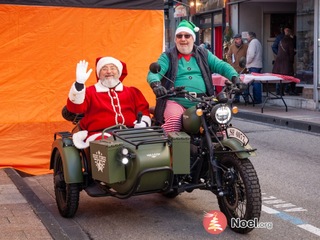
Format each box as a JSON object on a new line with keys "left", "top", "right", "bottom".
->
{"left": 202, "top": 210, "right": 227, "bottom": 235}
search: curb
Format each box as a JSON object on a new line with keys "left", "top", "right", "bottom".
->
{"left": 235, "top": 111, "right": 320, "bottom": 134}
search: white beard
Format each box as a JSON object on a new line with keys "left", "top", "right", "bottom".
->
{"left": 100, "top": 77, "right": 120, "bottom": 88}
{"left": 176, "top": 44, "right": 193, "bottom": 55}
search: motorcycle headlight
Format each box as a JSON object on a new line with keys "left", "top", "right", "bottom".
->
{"left": 121, "top": 157, "right": 129, "bottom": 165}
{"left": 210, "top": 104, "right": 232, "bottom": 124}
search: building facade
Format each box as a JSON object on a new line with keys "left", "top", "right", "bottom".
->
{"left": 164, "top": 0, "right": 320, "bottom": 110}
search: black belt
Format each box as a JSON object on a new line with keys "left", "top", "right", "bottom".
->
{"left": 174, "top": 92, "right": 207, "bottom": 98}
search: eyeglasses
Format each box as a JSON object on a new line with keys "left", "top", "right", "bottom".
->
{"left": 176, "top": 34, "right": 192, "bottom": 39}
{"left": 101, "top": 66, "right": 118, "bottom": 72}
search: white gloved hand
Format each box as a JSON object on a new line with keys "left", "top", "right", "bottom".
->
{"left": 76, "top": 60, "right": 93, "bottom": 84}
{"left": 134, "top": 120, "right": 147, "bottom": 128}
{"left": 72, "top": 130, "right": 88, "bottom": 149}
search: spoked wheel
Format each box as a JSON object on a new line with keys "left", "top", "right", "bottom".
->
{"left": 53, "top": 150, "right": 80, "bottom": 218}
{"left": 217, "top": 154, "right": 261, "bottom": 234}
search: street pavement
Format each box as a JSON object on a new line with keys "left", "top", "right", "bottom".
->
{"left": 0, "top": 168, "right": 52, "bottom": 240}
{"left": 1, "top": 101, "right": 320, "bottom": 239}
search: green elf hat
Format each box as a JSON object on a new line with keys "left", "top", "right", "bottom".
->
{"left": 175, "top": 19, "right": 200, "bottom": 40}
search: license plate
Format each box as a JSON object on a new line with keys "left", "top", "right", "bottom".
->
{"left": 226, "top": 127, "right": 249, "bottom": 145}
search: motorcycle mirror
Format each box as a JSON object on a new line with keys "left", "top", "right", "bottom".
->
{"left": 239, "top": 57, "right": 246, "bottom": 69}
{"left": 149, "top": 62, "right": 161, "bottom": 73}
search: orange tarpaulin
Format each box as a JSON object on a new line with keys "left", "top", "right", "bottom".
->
{"left": 0, "top": 4, "right": 163, "bottom": 175}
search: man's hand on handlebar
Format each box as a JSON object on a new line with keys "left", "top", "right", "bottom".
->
{"left": 230, "top": 76, "right": 247, "bottom": 93}
{"left": 231, "top": 76, "right": 241, "bottom": 85}
{"left": 150, "top": 81, "right": 167, "bottom": 97}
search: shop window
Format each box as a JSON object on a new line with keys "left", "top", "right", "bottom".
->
{"left": 296, "top": 0, "right": 314, "bottom": 85}
{"left": 196, "top": 0, "right": 225, "bottom": 12}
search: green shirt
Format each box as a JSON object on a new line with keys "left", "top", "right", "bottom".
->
{"left": 147, "top": 49, "right": 238, "bottom": 108}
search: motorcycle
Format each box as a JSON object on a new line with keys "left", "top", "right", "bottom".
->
{"left": 50, "top": 63, "right": 261, "bottom": 234}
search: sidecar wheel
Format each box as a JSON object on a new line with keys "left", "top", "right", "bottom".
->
{"left": 53, "top": 150, "right": 80, "bottom": 218}
{"left": 217, "top": 154, "right": 261, "bottom": 234}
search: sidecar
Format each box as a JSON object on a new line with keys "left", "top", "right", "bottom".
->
{"left": 50, "top": 124, "right": 191, "bottom": 218}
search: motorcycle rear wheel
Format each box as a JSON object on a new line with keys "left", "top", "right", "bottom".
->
{"left": 53, "top": 150, "right": 80, "bottom": 218}
{"left": 217, "top": 154, "right": 261, "bottom": 234}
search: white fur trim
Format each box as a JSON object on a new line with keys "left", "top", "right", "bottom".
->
{"left": 141, "top": 115, "right": 151, "bottom": 127}
{"left": 68, "top": 83, "right": 85, "bottom": 104}
{"left": 73, "top": 131, "right": 111, "bottom": 149}
{"left": 73, "top": 130, "right": 88, "bottom": 149}
{"left": 96, "top": 57, "right": 123, "bottom": 78}
{"left": 175, "top": 26, "right": 196, "bottom": 41}
{"left": 85, "top": 132, "right": 111, "bottom": 146}
{"left": 114, "top": 82, "right": 123, "bottom": 91}
{"left": 85, "top": 132, "right": 102, "bottom": 143}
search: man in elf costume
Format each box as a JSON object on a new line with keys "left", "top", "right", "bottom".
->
{"left": 67, "top": 56, "right": 151, "bottom": 149}
{"left": 147, "top": 20, "right": 241, "bottom": 133}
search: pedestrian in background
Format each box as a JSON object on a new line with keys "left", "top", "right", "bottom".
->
{"left": 272, "top": 25, "right": 285, "bottom": 62}
{"left": 272, "top": 27, "right": 297, "bottom": 95}
{"left": 226, "top": 33, "right": 248, "bottom": 103}
{"left": 245, "top": 31, "right": 263, "bottom": 104}
{"left": 200, "top": 42, "right": 211, "bottom": 50}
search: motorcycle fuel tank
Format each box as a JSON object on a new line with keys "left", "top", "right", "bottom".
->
{"left": 182, "top": 106, "right": 201, "bottom": 134}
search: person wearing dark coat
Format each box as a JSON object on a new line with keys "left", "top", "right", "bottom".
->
{"left": 272, "top": 28, "right": 296, "bottom": 95}
{"left": 272, "top": 26, "right": 285, "bottom": 56}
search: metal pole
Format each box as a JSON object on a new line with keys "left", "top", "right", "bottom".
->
{"left": 315, "top": 0, "right": 320, "bottom": 110}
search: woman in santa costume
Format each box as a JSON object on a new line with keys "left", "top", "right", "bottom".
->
{"left": 67, "top": 56, "right": 151, "bottom": 149}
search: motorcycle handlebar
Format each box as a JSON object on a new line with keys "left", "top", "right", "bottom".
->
{"left": 149, "top": 62, "right": 246, "bottom": 101}
{"left": 156, "top": 86, "right": 188, "bottom": 99}
{"left": 156, "top": 82, "right": 246, "bottom": 103}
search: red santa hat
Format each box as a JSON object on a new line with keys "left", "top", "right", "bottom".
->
{"left": 95, "top": 57, "right": 128, "bottom": 81}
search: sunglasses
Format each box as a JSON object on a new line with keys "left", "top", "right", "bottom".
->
{"left": 176, "top": 34, "right": 192, "bottom": 39}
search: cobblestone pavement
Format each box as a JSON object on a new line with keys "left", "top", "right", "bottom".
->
{"left": 0, "top": 168, "right": 52, "bottom": 240}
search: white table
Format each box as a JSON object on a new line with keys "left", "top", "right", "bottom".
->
{"left": 241, "top": 74, "right": 299, "bottom": 113}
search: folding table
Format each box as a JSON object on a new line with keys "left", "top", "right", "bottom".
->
{"left": 241, "top": 73, "right": 301, "bottom": 113}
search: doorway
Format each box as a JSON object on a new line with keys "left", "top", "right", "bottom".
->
{"left": 263, "top": 13, "right": 295, "bottom": 73}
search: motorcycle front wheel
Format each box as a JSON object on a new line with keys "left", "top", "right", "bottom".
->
{"left": 53, "top": 150, "right": 80, "bottom": 218}
{"left": 217, "top": 154, "right": 261, "bottom": 234}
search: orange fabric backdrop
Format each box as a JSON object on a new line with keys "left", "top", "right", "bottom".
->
{"left": 0, "top": 4, "right": 163, "bottom": 175}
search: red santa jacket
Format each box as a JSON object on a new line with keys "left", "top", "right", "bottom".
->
{"left": 67, "top": 81, "right": 150, "bottom": 136}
